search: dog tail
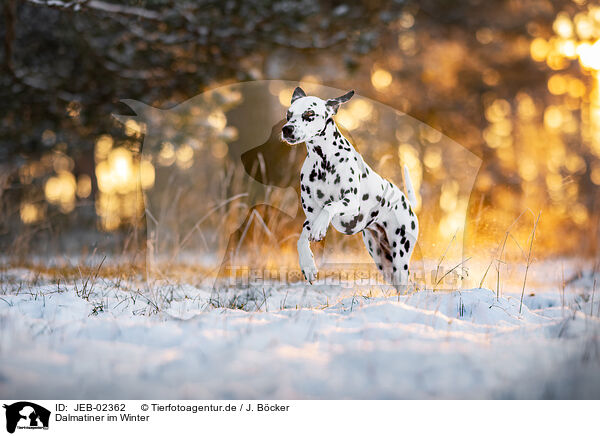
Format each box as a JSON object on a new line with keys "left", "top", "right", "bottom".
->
{"left": 403, "top": 165, "right": 417, "bottom": 208}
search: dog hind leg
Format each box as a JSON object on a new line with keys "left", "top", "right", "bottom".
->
{"left": 362, "top": 224, "right": 397, "bottom": 289}
{"left": 362, "top": 228, "right": 383, "bottom": 273}
{"left": 385, "top": 184, "right": 419, "bottom": 288}
{"left": 387, "top": 217, "right": 417, "bottom": 293}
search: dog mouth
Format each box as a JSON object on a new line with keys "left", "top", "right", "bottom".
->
{"left": 281, "top": 132, "right": 304, "bottom": 145}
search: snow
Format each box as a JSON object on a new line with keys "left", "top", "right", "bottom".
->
{"left": 0, "top": 262, "right": 599, "bottom": 399}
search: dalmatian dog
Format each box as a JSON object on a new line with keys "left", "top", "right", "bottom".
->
{"left": 282, "top": 87, "right": 419, "bottom": 288}
{"left": 18, "top": 406, "right": 37, "bottom": 427}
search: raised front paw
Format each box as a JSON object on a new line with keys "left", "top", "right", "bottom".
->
{"left": 308, "top": 209, "right": 330, "bottom": 242}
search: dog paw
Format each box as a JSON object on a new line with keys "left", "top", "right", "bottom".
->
{"left": 309, "top": 210, "right": 330, "bottom": 242}
{"left": 299, "top": 250, "right": 318, "bottom": 284}
{"left": 301, "top": 263, "right": 318, "bottom": 284}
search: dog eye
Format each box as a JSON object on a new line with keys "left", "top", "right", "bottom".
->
{"left": 302, "top": 110, "right": 315, "bottom": 121}
{"left": 286, "top": 111, "right": 292, "bottom": 121}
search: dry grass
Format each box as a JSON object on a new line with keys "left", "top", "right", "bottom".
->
{"left": 520, "top": 211, "right": 541, "bottom": 314}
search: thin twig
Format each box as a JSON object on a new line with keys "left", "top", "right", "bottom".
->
{"left": 433, "top": 257, "right": 472, "bottom": 291}
{"left": 591, "top": 279, "right": 596, "bottom": 318}
{"left": 433, "top": 232, "right": 456, "bottom": 287}
{"left": 519, "top": 211, "right": 541, "bottom": 314}
{"left": 479, "top": 210, "right": 529, "bottom": 289}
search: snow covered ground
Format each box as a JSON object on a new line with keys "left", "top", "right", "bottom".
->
{"left": 0, "top": 261, "right": 599, "bottom": 399}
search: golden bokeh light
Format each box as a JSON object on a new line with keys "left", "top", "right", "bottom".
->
{"left": 158, "top": 141, "right": 176, "bottom": 166}
{"left": 423, "top": 147, "right": 442, "bottom": 169}
{"left": 530, "top": 37, "right": 549, "bottom": 62}
{"left": 44, "top": 171, "right": 76, "bottom": 213}
{"left": 518, "top": 158, "right": 538, "bottom": 182}
{"left": 568, "top": 77, "right": 586, "bottom": 98}
{"left": 557, "top": 38, "right": 577, "bottom": 59}
{"left": 95, "top": 135, "right": 113, "bottom": 161}
{"left": 336, "top": 108, "right": 359, "bottom": 130}
{"left": 140, "top": 158, "right": 155, "bottom": 190}
{"left": 574, "top": 12, "right": 594, "bottom": 39}
{"left": 349, "top": 99, "right": 374, "bottom": 121}
{"left": 516, "top": 93, "right": 537, "bottom": 120}
{"left": 476, "top": 28, "right": 494, "bottom": 45}
{"left": 578, "top": 40, "right": 600, "bottom": 70}
{"left": 94, "top": 135, "right": 154, "bottom": 230}
{"left": 208, "top": 111, "right": 227, "bottom": 130}
{"left": 544, "top": 105, "right": 563, "bottom": 129}
{"left": 20, "top": 202, "right": 44, "bottom": 224}
{"left": 553, "top": 12, "right": 574, "bottom": 39}
{"left": 211, "top": 141, "right": 229, "bottom": 159}
{"left": 572, "top": 203, "right": 588, "bottom": 225}
{"left": 485, "top": 99, "right": 511, "bottom": 122}
{"left": 591, "top": 162, "right": 600, "bottom": 185}
{"left": 111, "top": 148, "right": 134, "bottom": 194}
{"left": 76, "top": 174, "right": 92, "bottom": 198}
{"left": 299, "top": 75, "right": 322, "bottom": 93}
{"left": 371, "top": 68, "right": 393, "bottom": 90}
{"left": 124, "top": 119, "right": 143, "bottom": 137}
{"left": 398, "top": 12, "right": 414, "bottom": 29}
{"left": 548, "top": 74, "right": 568, "bottom": 95}
{"left": 52, "top": 151, "right": 74, "bottom": 173}
{"left": 439, "top": 180, "right": 459, "bottom": 212}
{"left": 41, "top": 129, "right": 56, "bottom": 146}
{"left": 278, "top": 88, "right": 294, "bottom": 106}
{"left": 438, "top": 209, "right": 464, "bottom": 239}
{"left": 176, "top": 143, "right": 194, "bottom": 169}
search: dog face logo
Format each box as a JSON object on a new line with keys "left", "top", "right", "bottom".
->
{"left": 281, "top": 87, "right": 354, "bottom": 145}
{"left": 3, "top": 402, "right": 50, "bottom": 433}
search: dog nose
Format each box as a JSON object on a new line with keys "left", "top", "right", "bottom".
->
{"left": 282, "top": 125, "right": 294, "bottom": 137}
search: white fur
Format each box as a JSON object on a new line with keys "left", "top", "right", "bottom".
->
{"left": 283, "top": 89, "right": 419, "bottom": 287}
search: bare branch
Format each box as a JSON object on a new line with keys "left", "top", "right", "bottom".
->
{"left": 87, "top": 0, "right": 161, "bottom": 20}
{"left": 25, "top": 0, "right": 162, "bottom": 21}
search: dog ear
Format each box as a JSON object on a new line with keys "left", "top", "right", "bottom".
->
{"left": 291, "top": 87, "right": 306, "bottom": 104}
{"left": 326, "top": 90, "right": 354, "bottom": 115}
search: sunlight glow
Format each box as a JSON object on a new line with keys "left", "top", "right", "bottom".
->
{"left": 44, "top": 171, "right": 76, "bottom": 213}
{"left": 371, "top": 69, "right": 393, "bottom": 90}
{"left": 578, "top": 40, "right": 600, "bottom": 70}
{"left": 76, "top": 174, "right": 92, "bottom": 198}
{"left": 20, "top": 202, "right": 44, "bottom": 224}
{"left": 94, "top": 138, "right": 153, "bottom": 230}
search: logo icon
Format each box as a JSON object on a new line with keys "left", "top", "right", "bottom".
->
{"left": 3, "top": 402, "right": 50, "bottom": 434}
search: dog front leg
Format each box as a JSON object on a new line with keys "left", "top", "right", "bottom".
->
{"left": 309, "top": 196, "right": 359, "bottom": 241}
{"left": 297, "top": 223, "right": 318, "bottom": 283}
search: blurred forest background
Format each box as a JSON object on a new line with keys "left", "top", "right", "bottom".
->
{"left": 1, "top": 0, "right": 600, "bottom": 266}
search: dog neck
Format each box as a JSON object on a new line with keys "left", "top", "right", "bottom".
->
{"left": 305, "top": 117, "right": 347, "bottom": 159}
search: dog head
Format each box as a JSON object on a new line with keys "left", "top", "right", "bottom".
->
{"left": 281, "top": 87, "right": 354, "bottom": 145}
